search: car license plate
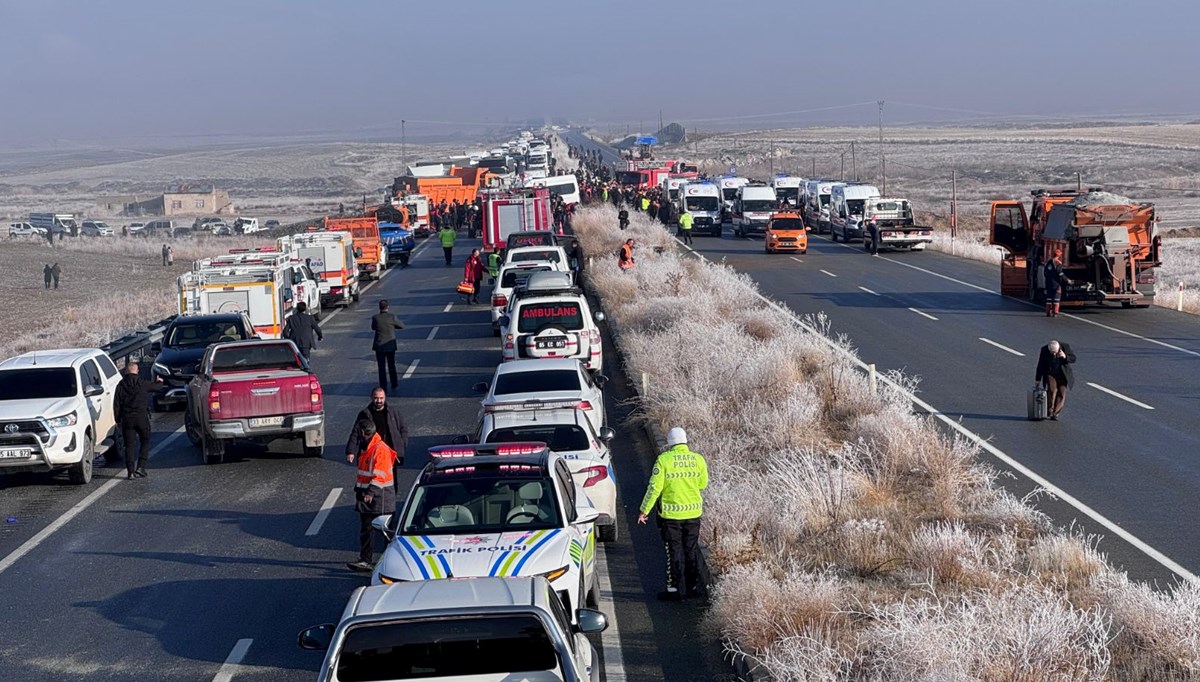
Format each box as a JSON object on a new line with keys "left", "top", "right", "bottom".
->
{"left": 536, "top": 338, "right": 568, "bottom": 350}
{"left": 248, "top": 416, "right": 284, "bottom": 428}
{"left": 0, "top": 447, "right": 33, "bottom": 459}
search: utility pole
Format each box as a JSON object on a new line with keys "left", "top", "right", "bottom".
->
{"left": 401, "top": 119, "right": 407, "bottom": 171}
{"left": 840, "top": 152, "right": 845, "bottom": 181}
{"left": 951, "top": 169, "right": 958, "bottom": 245}
{"left": 878, "top": 100, "right": 886, "bottom": 194}
{"left": 851, "top": 141, "right": 857, "bottom": 180}
{"left": 1076, "top": 171, "right": 1082, "bottom": 192}
{"left": 659, "top": 109, "right": 664, "bottom": 134}
{"left": 812, "top": 158, "right": 816, "bottom": 176}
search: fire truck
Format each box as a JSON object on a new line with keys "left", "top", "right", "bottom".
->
{"left": 277, "top": 231, "right": 361, "bottom": 308}
{"left": 178, "top": 250, "right": 322, "bottom": 338}
{"left": 481, "top": 187, "right": 553, "bottom": 252}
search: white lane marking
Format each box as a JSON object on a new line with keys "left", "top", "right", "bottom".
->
{"left": 212, "top": 638, "right": 253, "bottom": 682}
{"left": 0, "top": 427, "right": 186, "bottom": 576}
{"left": 908, "top": 307, "right": 939, "bottom": 321}
{"left": 319, "top": 266, "right": 393, "bottom": 325}
{"left": 443, "top": 302, "right": 453, "bottom": 313}
{"left": 305, "top": 488, "right": 342, "bottom": 536}
{"left": 789, "top": 256, "right": 804, "bottom": 264}
{"left": 978, "top": 337, "right": 1026, "bottom": 357}
{"left": 872, "top": 250, "right": 1200, "bottom": 360}
{"left": 402, "top": 359, "right": 420, "bottom": 379}
{"left": 596, "top": 544, "right": 627, "bottom": 681}
{"left": 680, "top": 246, "right": 1198, "bottom": 584}
{"left": 426, "top": 326, "right": 440, "bottom": 341}
{"left": 858, "top": 286, "right": 879, "bottom": 295}
{"left": 819, "top": 269, "right": 838, "bottom": 278}
{"left": 1088, "top": 382, "right": 1155, "bottom": 410}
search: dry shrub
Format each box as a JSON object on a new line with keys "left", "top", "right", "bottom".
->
{"left": 710, "top": 560, "right": 848, "bottom": 653}
{"left": 1096, "top": 574, "right": 1200, "bottom": 679}
{"left": 1026, "top": 533, "right": 1108, "bottom": 593}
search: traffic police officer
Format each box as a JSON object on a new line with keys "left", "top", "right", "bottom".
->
{"left": 638, "top": 427, "right": 708, "bottom": 600}
{"left": 677, "top": 209, "right": 694, "bottom": 246}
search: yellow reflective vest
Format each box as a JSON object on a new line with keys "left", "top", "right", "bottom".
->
{"left": 678, "top": 212, "right": 694, "bottom": 231}
{"left": 639, "top": 444, "right": 708, "bottom": 520}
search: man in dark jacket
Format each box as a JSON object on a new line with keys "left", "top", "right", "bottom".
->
{"left": 345, "top": 387, "right": 409, "bottom": 490}
{"left": 282, "top": 302, "right": 323, "bottom": 360}
{"left": 114, "top": 362, "right": 158, "bottom": 478}
{"left": 371, "top": 299, "right": 404, "bottom": 391}
{"left": 1035, "top": 339, "right": 1076, "bottom": 420}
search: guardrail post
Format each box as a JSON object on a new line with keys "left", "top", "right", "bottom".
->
{"left": 868, "top": 363, "right": 877, "bottom": 394}
{"left": 1179, "top": 283, "right": 1184, "bottom": 312}
{"left": 641, "top": 372, "right": 649, "bottom": 398}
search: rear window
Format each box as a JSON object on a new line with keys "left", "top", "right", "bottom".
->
{"left": 0, "top": 368, "right": 77, "bottom": 399}
{"left": 487, "top": 425, "right": 590, "bottom": 452}
{"left": 336, "top": 615, "right": 558, "bottom": 681}
{"left": 510, "top": 250, "right": 560, "bottom": 264}
{"left": 212, "top": 343, "right": 301, "bottom": 372}
{"left": 508, "top": 233, "right": 554, "bottom": 249}
{"left": 501, "top": 266, "right": 550, "bottom": 288}
{"left": 167, "top": 320, "right": 246, "bottom": 347}
{"left": 494, "top": 369, "right": 581, "bottom": 395}
{"left": 517, "top": 302, "right": 583, "bottom": 333}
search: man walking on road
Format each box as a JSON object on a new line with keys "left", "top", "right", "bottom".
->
{"left": 439, "top": 223, "right": 457, "bottom": 266}
{"left": 638, "top": 427, "right": 708, "bottom": 601}
{"left": 346, "top": 387, "right": 409, "bottom": 492}
{"left": 346, "top": 418, "right": 398, "bottom": 572}
{"left": 678, "top": 209, "right": 694, "bottom": 246}
{"left": 371, "top": 299, "right": 404, "bottom": 392}
{"left": 282, "top": 301, "right": 323, "bottom": 360}
{"left": 1035, "top": 339, "right": 1076, "bottom": 420}
{"left": 114, "top": 362, "right": 158, "bottom": 479}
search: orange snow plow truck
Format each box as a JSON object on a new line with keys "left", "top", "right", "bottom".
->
{"left": 989, "top": 189, "right": 1162, "bottom": 307}
{"left": 392, "top": 167, "right": 490, "bottom": 206}
{"left": 323, "top": 217, "right": 387, "bottom": 280}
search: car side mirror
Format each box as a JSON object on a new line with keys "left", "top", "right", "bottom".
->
{"left": 297, "top": 623, "right": 334, "bottom": 651}
{"left": 595, "top": 374, "right": 608, "bottom": 387}
{"left": 451, "top": 434, "right": 471, "bottom": 445}
{"left": 574, "top": 506, "right": 600, "bottom": 525}
{"left": 598, "top": 426, "right": 615, "bottom": 443}
{"left": 806, "top": 226, "right": 813, "bottom": 231}
{"left": 574, "top": 608, "right": 608, "bottom": 634}
{"left": 150, "top": 341, "right": 162, "bottom": 353}
{"left": 472, "top": 382, "right": 490, "bottom": 394}
{"left": 371, "top": 514, "right": 395, "bottom": 541}
{"left": 592, "top": 311, "right": 605, "bottom": 323}
{"left": 84, "top": 384, "right": 105, "bottom": 397}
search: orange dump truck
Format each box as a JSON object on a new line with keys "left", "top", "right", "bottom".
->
{"left": 989, "top": 189, "right": 1162, "bottom": 307}
{"left": 392, "top": 166, "right": 490, "bottom": 206}
{"left": 324, "top": 217, "right": 387, "bottom": 280}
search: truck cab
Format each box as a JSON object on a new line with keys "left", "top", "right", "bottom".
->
{"left": 732, "top": 184, "right": 778, "bottom": 237}
{"left": 829, "top": 183, "right": 881, "bottom": 243}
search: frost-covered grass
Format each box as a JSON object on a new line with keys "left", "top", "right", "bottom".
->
{"left": 574, "top": 203, "right": 1200, "bottom": 679}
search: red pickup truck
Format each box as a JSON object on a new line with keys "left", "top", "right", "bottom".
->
{"left": 184, "top": 339, "right": 325, "bottom": 464}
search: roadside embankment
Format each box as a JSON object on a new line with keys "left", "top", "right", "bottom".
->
{"left": 574, "top": 202, "right": 1200, "bottom": 679}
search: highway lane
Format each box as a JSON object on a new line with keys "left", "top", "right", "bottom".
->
{"left": 683, "top": 227, "right": 1200, "bottom": 584}
{"left": 0, "top": 237, "right": 723, "bottom": 680}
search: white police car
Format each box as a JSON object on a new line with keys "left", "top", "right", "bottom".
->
{"left": 371, "top": 443, "right": 599, "bottom": 620}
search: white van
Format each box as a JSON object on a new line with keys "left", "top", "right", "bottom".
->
{"left": 829, "top": 183, "right": 882, "bottom": 243}
{"left": 715, "top": 177, "right": 750, "bottom": 214}
{"left": 732, "top": 184, "right": 778, "bottom": 237}
{"left": 679, "top": 181, "right": 723, "bottom": 236}
{"left": 528, "top": 174, "right": 580, "bottom": 205}
{"left": 802, "top": 179, "right": 838, "bottom": 233}
{"left": 662, "top": 177, "right": 690, "bottom": 205}
{"left": 772, "top": 176, "right": 805, "bottom": 208}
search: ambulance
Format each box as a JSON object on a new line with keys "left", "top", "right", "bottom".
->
{"left": 277, "top": 231, "right": 360, "bottom": 308}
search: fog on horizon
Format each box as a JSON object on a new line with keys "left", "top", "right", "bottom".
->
{"left": 3, "top": 0, "right": 1199, "bottom": 148}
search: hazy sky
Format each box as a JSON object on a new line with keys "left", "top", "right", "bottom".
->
{"left": 3, "top": 0, "right": 1199, "bottom": 146}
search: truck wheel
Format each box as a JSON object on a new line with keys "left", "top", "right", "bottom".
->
{"left": 67, "top": 434, "right": 94, "bottom": 485}
{"left": 202, "top": 435, "right": 225, "bottom": 465}
{"left": 184, "top": 409, "right": 202, "bottom": 446}
{"left": 598, "top": 523, "right": 617, "bottom": 543}
{"left": 352, "top": 287, "right": 360, "bottom": 303}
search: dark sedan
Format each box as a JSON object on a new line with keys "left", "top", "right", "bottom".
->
{"left": 150, "top": 312, "right": 256, "bottom": 410}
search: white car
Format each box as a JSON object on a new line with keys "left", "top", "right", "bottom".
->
{"left": 499, "top": 289, "right": 605, "bottom": 373}
{"left": 0, "top": 348, "right": 122, "bottom": 484}
{"left": 81, "top": 220, "right": 114, "bottom": 237}
{"left": 476, "top": 408, "right": 618, "bottom": 543}
{"left": 298, "top": 577, "right": 607, "bottom": 682}
{"left": 126, "top": 222, "right": 146, "bottom": 236}
{"left": 490, "top": 265, "right": 570, "bottom": 335}
{"left": 504, "top": 245, "right": 569, "bottom": 267}
{"left": 474, "top": 358, "right": 607, "bottom": 435}
{"left": 371, "top": 443, "right": 600, "bottom": 620}
{"left": 8, "top": 222, "right": 45, "bottom": 238}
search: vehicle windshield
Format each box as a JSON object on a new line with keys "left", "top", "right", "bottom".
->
{"left": 402, "top": 475, "right": 561, "bottom": 534}
{"left": 685, "top": 196, "right": 720, "bottom": 212}
{"left": 743, "top": 200, "right": 775, "bottom": 212}
{"left": 776, "top": 187, "right": 800, "bottom": 201}
{"left": 872, "top": 201, "right": 905, "bottom": 213}
{"left": 501, "top": 266, "right": 551, "bottom": 288}
{"left": 509, "top": 250, "right": 560, "bottom": 264}
{"left": 616, "top": 171, "right": 645, "bottom": 186}
{"left": 494, "top": 369, "right": 581, "bottom": 395}
{"left": 517, "top": 301, "right": 584, "bottom": 333}
{"left": 211, "top": 344, "right": 301, "bottom": 372}
{"left": 546, "top": 183, "right": 576, "bottom": 198}
{"left": 770, "top": 218, "right": 805, "bottom": 232}
{"left": 479, "top": 159, "right": 509, "bottom": 171}
{"left": 336, "top": 615, "right": 558, "bottom": 680}
{"left": 166, "top": 321, "right": 244, "bottom": 348}
{"left": 722, "top": 188, "right": 739, "bottom": 201}
{"left": 487, "top": 425, "right": 590, "bottom": 452}
{"left": 847, "top": 199, "right": 866, "bottom": 216}
{"left": 0, "top": 368, "right": 77, "bottom": 399}
{"left": 820, "top": 194, "right": 831, "bottom": 207}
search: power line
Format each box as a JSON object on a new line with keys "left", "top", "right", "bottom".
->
{"left": 673, "top": 101, "right": 878, "bottom": 124}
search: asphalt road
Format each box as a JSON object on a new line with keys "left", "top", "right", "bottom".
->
{"left": 0, "top": 235, "right": 725, "bottom": 680}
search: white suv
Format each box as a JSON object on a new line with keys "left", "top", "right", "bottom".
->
{"left": 490, "top": 263, "right": 561, "bottom": 336}
{"left": 81, "top": 220, "right": 114, "bottom": 237}
{"left": 8, "top": 222, "right": 45, "bottom": 238}
{"left": 499, "top": 286, "right": 605, "bottom": 373}
{"left": 0, "top": 348, "right": 122, "bottom": 484}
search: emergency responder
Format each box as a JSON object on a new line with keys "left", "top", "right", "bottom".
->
{"left": 486, "top": 248, "right": 503, "bottom": 282}
{"left": 346, "top": 418, "right": 398, "bottom": 572}
{"left": 618, "top": 239, "right": 635, "bottom": 271}
{"left": 439, "top": 222, "right": 457, "bottom": 266}
{"left": 464, "top": 248, "right": 485, "bottom": 305}
{"left": 678, "top": 209, "right": 695, "bottom": 246}
{"left": 282, "top": 301, "right": 323, "bottom": 359}
{"left": 638, "top": 427, "right": 708, "bottom": 600}
{"left": 1044, "top": 249, "right": 1070, "bottom": 317}
{"left": 346, "top": 387, "right": 408, "bottom": 491}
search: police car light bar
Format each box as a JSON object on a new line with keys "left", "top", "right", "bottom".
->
{"left": 428, "top": 442, "right": 548, "bottom": 459}
{"left": 483, "top": 399, "right": 591, "bottom": 413}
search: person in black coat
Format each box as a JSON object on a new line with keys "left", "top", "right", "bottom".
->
{"left": 371, "top": 299, "right": 404, "bottom": 391}
{"left": 114, "top": 362, "right": 160, "bottom": 478}
{"left": 1035, "top": 339, "right": 1076, "bottom": 420}
{"left": 345, "top": 387, "right": 410, "bottom": 491}
{"left": 282, "top": 302, "right": 323, "bottom": 359}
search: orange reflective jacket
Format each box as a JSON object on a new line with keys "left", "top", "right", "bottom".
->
{"left": 355, "top": 433, "right": 397, "bottom": 491}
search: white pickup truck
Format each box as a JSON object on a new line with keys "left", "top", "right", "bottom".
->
{"left": 0, "top": 348, "right": 122, "bottom": 484}
{"left": 861, "top": 197, "right": 933, "bottom": 252}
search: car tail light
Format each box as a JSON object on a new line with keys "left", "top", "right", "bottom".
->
{"left": 492, "top": 294, "right": 507, "bottom": 307}
{"left": 330, "top": 286, "right": 343, "bottom": 295}
{"left": 575, "top": 400, "right": 593, "bottom": 411}
{"left": 310, "top": 378, "right": 322, "bottom": 409}
{"left": 432, "top": 447, "right": 477, "bottom": 458}
{"left": 581, "top": 465, "right": 608, "bottom": 487}
{"left": 208, "top": 388, "right": 221, "bottom": 416}
{"left": 504, "top": 333, "right": 514, "bottom": 350}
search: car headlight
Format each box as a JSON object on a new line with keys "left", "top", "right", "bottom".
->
{"left": 47, "top": 411, "right": 78, "bottom": 428}
{"left": 153, "top": 362, "right": 170, "bottom": 375}
{"left": 539, "top": 565, "right": 571, "bottom": 583}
